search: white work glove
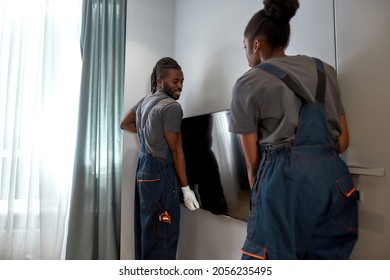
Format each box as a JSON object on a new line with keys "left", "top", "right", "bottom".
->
{"left": 182, "top": 186, "right": 200, "bottom": 210}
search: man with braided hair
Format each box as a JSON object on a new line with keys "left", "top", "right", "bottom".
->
{"left": 121, "top": 57, "right": 199, "bottom": 260}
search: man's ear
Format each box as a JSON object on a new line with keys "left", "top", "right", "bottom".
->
{"left": 157, "top": 78, "right": 163, "bottom": 89}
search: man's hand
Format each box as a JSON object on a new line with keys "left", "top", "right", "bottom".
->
{"left": 181, "top": 186, "right": 200, "bottom": 210}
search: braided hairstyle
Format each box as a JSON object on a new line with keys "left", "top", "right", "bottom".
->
{"left": 244, "top": 0, "right": 300, "bottom": 49}
{"left": 150, "top": 57, "right": 182, "bottom": 93}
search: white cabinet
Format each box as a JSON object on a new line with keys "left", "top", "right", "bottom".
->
{"left": 335, "top": 0, "right": 390, "bottom": 259}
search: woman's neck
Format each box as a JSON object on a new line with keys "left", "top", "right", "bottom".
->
{"left": 262, "top": 47, "right": 286, "bottom": 60}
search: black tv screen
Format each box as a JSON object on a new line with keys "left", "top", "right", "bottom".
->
{"left": 181, "top": 109, "right": 250, "bottom": 221}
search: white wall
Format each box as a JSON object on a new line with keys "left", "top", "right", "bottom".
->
{"left": 173, "top": 0, "right": 260, "bottom": 117}
{"left": 122, "top": 0, "right": 390, "bottom": 260}
{"left": 287, "top": 0, "right": 336, "bottom": 67}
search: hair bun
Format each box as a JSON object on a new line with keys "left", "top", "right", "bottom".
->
{"left": 263, "top": 0, "right": 299, "bottom": 23}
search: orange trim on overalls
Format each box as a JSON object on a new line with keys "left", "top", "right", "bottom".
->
{"left": 241, "top": 248, "right": 267, "bottom": 260}
{"left": 137, "top": 178, "right": 161, "bottom": 183}
{"left": 344, "top": 187, "right": 356, "bottom": 197}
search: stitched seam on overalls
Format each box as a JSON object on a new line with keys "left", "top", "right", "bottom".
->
{"left": 336, "top": 175, "right": 358, "bottom": 232}
{"left": 338, "top": 195, "right": 358, "bottom": 232}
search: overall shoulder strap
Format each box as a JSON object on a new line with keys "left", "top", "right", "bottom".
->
{"left": 256, "top": 58, "right": 326, "bottom": 104}
{"left": 137, "top": 95, "right": 169, "bottom": 129}
{"left": 256, "top": 62, "right": 307, "bottom": 104}
{"left": 314, "top": 58, "right": 326, "bottom": 104}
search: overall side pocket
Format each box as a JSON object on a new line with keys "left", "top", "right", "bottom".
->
{"left": 137, "top": 170, "right": 163, "bottom": 212}
{"left": 336, "top": 174, "right": 358, "bottom": 232}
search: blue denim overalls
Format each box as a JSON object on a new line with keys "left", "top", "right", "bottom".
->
{"left": 134, "top": 95, "right": 181, "bottom": 260}
{"left": 241, "top": 59, "right": 358, "bottom": 259}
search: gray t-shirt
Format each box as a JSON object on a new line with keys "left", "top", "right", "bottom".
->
{"left": 132, "top": 92, "right": 183, "bottom": 160}
{"left": 229, "top": 55, "right": 344, "bottom": 147}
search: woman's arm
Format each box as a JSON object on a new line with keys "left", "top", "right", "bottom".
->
{"left": 240, "top": 132, "right": 260, "bottom": 189}
{"left": 338, "top": 113, "right": 349, "bottom": 154}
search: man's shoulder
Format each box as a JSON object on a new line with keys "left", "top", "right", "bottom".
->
{"left": 159, "top": 97, "right": 181, "bottom": 109}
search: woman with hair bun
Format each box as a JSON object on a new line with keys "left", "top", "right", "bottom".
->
{"left": 229, "top": 0, "right": 358, "bottom": 259}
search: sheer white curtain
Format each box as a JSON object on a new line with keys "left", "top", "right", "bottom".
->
{"left": 0, "top": 0, "right": 82, "bottom": 259}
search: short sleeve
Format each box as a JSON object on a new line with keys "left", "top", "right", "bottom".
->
{"left": 229, "top": 80, "right": 259, "bottom": 134}
{"left": 163, "top": 102, "right": 183, "bottom": 132}
{"left": 131, "top": 97, "right": 144, "bottom": 113}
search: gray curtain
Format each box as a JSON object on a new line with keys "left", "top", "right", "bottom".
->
{"left": 66, "top": 0, "right": 126, "bottom": 260}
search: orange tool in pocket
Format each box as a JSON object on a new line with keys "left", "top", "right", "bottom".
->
{"left": 158, "top": 211, "right": 172, "bottom": 223}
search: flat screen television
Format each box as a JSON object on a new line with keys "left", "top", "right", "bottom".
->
{"left": 181, "top": 109, "right": 250, "bottom": 221}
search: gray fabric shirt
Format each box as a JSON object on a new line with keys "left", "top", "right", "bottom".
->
{"left": 132, "top": 92, "right": 183, "bottom": 160}
{"left": 229, "top": 55, "right": 344, "bottom": 147}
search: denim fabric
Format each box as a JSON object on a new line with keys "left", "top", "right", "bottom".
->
{"left": 241, "top": 102, "right": 358, "bottom": 260}
{"left": 134, "top": 152, "right": 180, "bottom": 259}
